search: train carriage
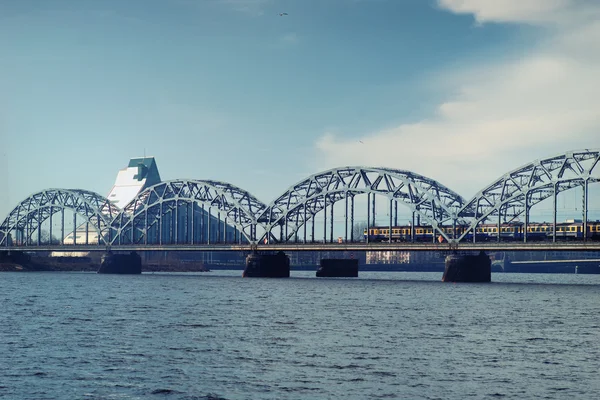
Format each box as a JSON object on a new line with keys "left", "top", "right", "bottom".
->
{"left": 364, "top": 220, "right": 600, "bottom": 243}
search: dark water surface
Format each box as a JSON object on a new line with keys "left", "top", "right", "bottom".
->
{"left": 1, "top": 271, "right": 599, "bottom": 399}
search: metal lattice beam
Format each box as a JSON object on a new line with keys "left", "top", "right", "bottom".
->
{"left": 458, "top": 149, "right": 600, "bottom": 240}
{"left": 111, "top": 180, "right": 267, "bottom": 244}
{"left": 256, "top": 167, "right": 466, "bottom": 243}
{"left": 0, "top": 189, "right": 119, "bottom": 246}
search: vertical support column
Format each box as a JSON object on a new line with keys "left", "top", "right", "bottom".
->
{"left": 344, "top": 194, "right": 348, "bottom": 242}
{"left": 366, "top": 193, "right": 370, "bottom": 244}
{"left": 524, "top": 192, "right": 529, "bottom": 243}
{"left": 217, "top": 211, "right": 221, "bottom": 243}
{"left": 159, "top": 202, "right": 163, "bottom": 245}
{"left": 388, "top": 198, "right": 392, "bottom": 243}
{"left": 169, "top": 208, "right": 174, "bottom": 244}
{"left": 285, "top": 218, "right": 288, "bottom": 243}
{"left": 145, "top": 208, "right": 148, "bottom": 245}
{"left": 61, "top": 208, "right": 65, "bottom": 246}
{"left": 37, "top": 208, "right": 41, "bottom": 246}
{"left": 184, "top": 201, "right": 189, "bottom": 244}
{"left": 553, "top": 183, "right": 557, "bottom": 243}
{"left": 190, "top": 201, "right": 196, "bottom": 244}
{"left": 49, "top": 207, "right": 53, "bottom": 246}
{"left": 371, "top": 193, "right": 376, "bottom": 227}
{"left": 394, "top": 201, "right": 398, "bottom": 227}
{"left": 85, "top": 221, "right": 89, "bottom": 245}
{"left": 97, "top": 214, "right": 101, "bottom": 245}
{"left": 329, "top": 198, "right": 334, "bottom": 243}
{"left": 350, "top": 195, "right": 355, "bottom": 242}
{"left": 497, "top": 207, "right": 501, "bottom": 243}
{"left": 72, "top": 213, "right": 77, "bottom": 245}
{"left": 311, "top": 210, "right": 315, "bottom": 243}
{"left": 411, "top": 211, "right": 415, "bottom": 243}
{"left": 190, "top": 202, "right": 194, "bottom": 245}
{"left": 279, "top": 220, "right": 283, "bottom": 242}
{"left": 323, "top": 194, "right": 327, "bottom": 243}
{"left": 207, "top": 207, "right": 211, "bottom": 245}
{"left": 175, "top": 200, "right": 178, "bottom": 244}
{"left": 452, "top": 218, "right": 456, "bottom": 241}
{"left": 201, "top": 204, "right": 205, "bottom": 244}
{"left": 224, "top": 216, "right": 227, "bottom": 243}
{"left": 131, "top": 214, "right": 134, "bottom": 244}
{"left": 583, "top": 179, "right": 589, "bottom": 241}
{"left": 303, "top": 205, "right": 307, "bottom": 243}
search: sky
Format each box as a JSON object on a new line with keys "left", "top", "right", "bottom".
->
{"left": 1, "top": 0, "right": 599, "bottom": 220}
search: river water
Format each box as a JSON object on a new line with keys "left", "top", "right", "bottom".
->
{"left": 1, "top": 270, "right": 599, "bottom": 400}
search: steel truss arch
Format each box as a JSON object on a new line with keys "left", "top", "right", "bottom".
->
{"left": 111, "top": 179, "right": 267, "bottom": 245}
{"left": 257, "top": 166, "right": 467, "bottom": 243}
{"left": 458, "top": 149, "right": 600, "bottom": 240}
{"left": 0, "top": 189, "right": 120, "bottom": 246}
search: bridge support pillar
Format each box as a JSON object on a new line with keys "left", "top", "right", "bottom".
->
{"left": 442, "top": 251, "right": 491, "bottom": 282}
{"left": 243, "top": 251, "right": 290, "bottom": 278}
{"left": 316, "top": 259, "right": 358, "bottom": 277}
{"left": 98, "top": 251, "right": 142, "bottom": 274}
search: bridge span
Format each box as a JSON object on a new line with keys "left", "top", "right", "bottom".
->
{"left": 2, "top": 242, "right": 600, "bottom": 253}
{"left": 1, "top": 148, "right": 599, "bottom": 250}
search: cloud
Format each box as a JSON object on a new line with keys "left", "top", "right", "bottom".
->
{"left": 313, "top": 0, "right": 600, "bottom": 198}
{"left": 436, "top": 0, "right": 600, "bottom": 26}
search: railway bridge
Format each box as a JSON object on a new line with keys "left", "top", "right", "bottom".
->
{"left": 1, "top": 149, "right": 599, "bottom": 252}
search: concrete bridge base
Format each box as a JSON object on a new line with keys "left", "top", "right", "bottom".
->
{"left": 316, "top": 259, "right": 359, "bottom": 277}
{"left": 98, "top": 251, "right": 142, "bottom": 274}
{"left": 243, "top": 251, "right": 290, "bottom": 278}
{"left": 442, "top": 251, "right": 491, "bottom": 282}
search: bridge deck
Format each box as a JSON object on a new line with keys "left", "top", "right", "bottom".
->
{"left": 2, "top": 242, "right": 600, "bottom": 252}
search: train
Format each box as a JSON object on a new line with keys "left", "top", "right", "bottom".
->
{"left": 364, "top": 219, "right": 600, "bottom": 242}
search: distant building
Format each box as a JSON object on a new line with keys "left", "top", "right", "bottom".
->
{"left": 106, "top": 157, "right": 161, "bottom": 209}
{"left": 366, "top": 251, "right": 440, "bottom": 264}
{"left": 55, "top": 157, "right": 240, "bottom": 257}
{"left": 60, "top": 157, "right": 161, "bottom": 247}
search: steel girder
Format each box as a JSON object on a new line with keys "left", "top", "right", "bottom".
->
{"left": 110, "top": 179, "right": 267, "bottom": 245}
{"left": 0, "top": 189, "right": 120, "bottom": 246}
{"left": 458, "top": 149, "right": 600, "bottom": 240}
{"left": 256, "top": 167, "right": 467, "bottom": 243}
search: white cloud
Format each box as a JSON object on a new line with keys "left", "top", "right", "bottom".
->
{"left": 313, "top": 0, "right": 600, "bottom": 198}
{"left": 436, "top": 0, "right": 599, "bottom": 26}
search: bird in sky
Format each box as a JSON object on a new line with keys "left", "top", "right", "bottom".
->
{"left": 278, "top": 12, "right": 288, "bottom": 16}
{"left": 359, "top": 140, "right": 364, "bottom": 144}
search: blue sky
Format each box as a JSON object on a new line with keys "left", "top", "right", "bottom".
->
{"left": 1, "top": 0, "right": 599, "bottom": 220}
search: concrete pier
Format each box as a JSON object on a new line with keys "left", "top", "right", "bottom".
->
{"left": 243, "top": 251, "right": 290, "bottom": 278}
{"left": 442, "top": 251, "right": 491, "bottom": 282}
{"left": 316, "top": 259, "right": 358, "bottom": 277}
{"left": 98, "top": 251, "right": 142, "bottom": 274}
